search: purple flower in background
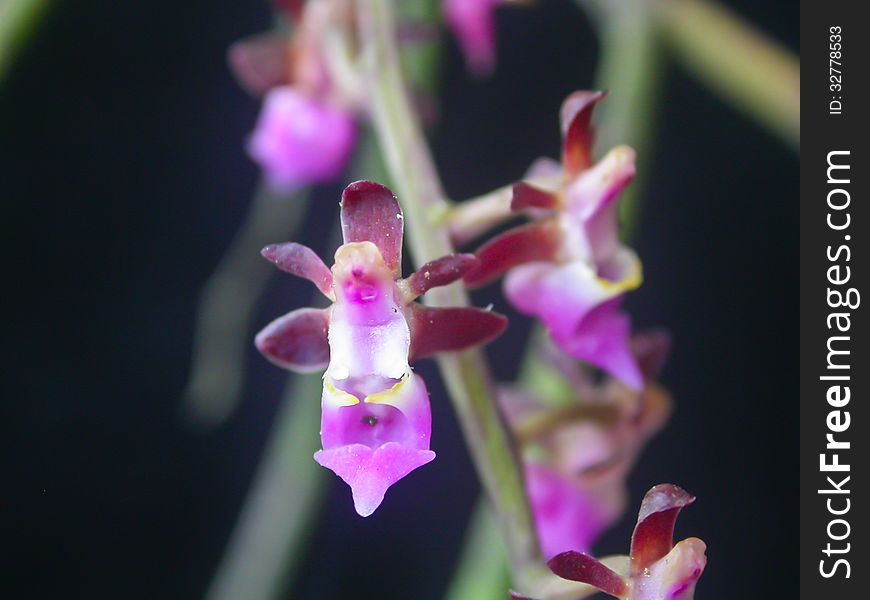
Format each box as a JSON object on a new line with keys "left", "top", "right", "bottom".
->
{"left": 501, "top": 331, "right": 672, "bottom": 558}
{"left": 444, "top": 0, "right": 503, "bottom": 75}
{"left": 465, "top": 91, "right": 643, "bottom": 388}
{"left": 255, "top": 181, "right": 507, "bottom": 515}
{"left": 228, "top": 0, "right": 360, "bottom": 191}
{"left": 514, "top": 484, "right": 706, "bottom": 600}
{"left": 247, "top": 87, "right": 357, "bottom": 191}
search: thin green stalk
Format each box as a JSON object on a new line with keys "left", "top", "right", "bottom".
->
{"left": 443, "top": 503, "right": 509, "bottom": 600}
{"left": 204, "top": 372, "right": 326, "bottom": 600}
{"left": 659, "top": 0, "right": 799, "bottom": 149}
{"left": 0, "top": 0, "right": 51, "bottom": 81}
{"left": 356, "top": 0, "right": 542, "bottom": 590}
{"left": 182, "top": 183, "right": 311, "bottom": 428}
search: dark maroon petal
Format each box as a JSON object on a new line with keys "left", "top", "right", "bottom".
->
{"left": 261, "top": 243, "right": 333, "bottom": 297}
{"left": 547, "top": 551, "right": 627, "bottom": 597}
{"left": 508, "top": 593, "right": 535, "bottom": 600}
{"left": 255, "top": 307, "right": 330, "bottom": 372}
{"left": 404, "top": 254, "right": 478, "bottom": 298}
{"left": 463, "top": 221, "right": 561, "bottom": 288}
{"left": 630, "top": 484, "right": 696, "bottom": 576}
{"left": 408, "top": 305, "right": 507, "bottom": 362}
{"left": 511, "top": 182, "right": 559, "bottom": 212}
{"left": 272, "top": 0, "right": 303, "bottom": 20}
{"left": 340, "top": 181, "right": 404, "bottom": 274}
{"left": 227, "top": 34, "right": 292, "bottom": 96}
{"left": 560, "top": 90, "right": 607, "bottom": 178}
{"left": 630, "top": 329, "right": 672, "bottom": 382}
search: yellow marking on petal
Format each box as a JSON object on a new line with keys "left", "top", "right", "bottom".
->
{"left": 596, "top": 251, "right": 643, "bottom": 294}
{"left": 364, "top": 371, "right": 411, "bottom": 406}
{"left": 322, "top": 378, "right": 360, "bottom": 407}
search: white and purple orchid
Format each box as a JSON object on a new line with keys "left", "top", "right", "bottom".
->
{"left": 255, "top": 181, "right": 507, "bottom": 516}
{"left": 464, "top": 91, "right": 643, "bottom": 389}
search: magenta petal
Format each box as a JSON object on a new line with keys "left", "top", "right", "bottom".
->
{"left": 314, "top": 443, "right": 435, "bottom": 517}
{"left": 444, "top": 0, "right": 501, "bottom": 76}
{"left": 464, "top": 221, "right": 561, "bottom": 288}
{"left": 511, "top": 182, "right": 559, "bottom": 212}
{"left": 247, "top": 87, "right": 357, "bottom": 192}
{"left": 404, "top": 253, "right": 478, "bottom": 298}
{"left": 560, "top": 91, "right": 607, "bottom": 178}
{"left": 255, "top": 307, "right": 330, "bottom": 371}
{"left": 340, "top": 181, "right": 404, "bottom": 275}
{"left": 408, "top": 304, "right": 507, "bottom": 361}
{"left": 261, "top": 242, "right": 333, "bottom": 297}
{"left": 630, "top": 484, "right": 696, "bottom": 576}
{"left": 227, "top": 33, "right": 291, "bottom": 96}
{"left": 547, "top": 551, "right": 627, "bottom": 598}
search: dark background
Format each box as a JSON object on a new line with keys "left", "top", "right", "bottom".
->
{"left": 1, "top": 0, "right": 797, "bottom": 598}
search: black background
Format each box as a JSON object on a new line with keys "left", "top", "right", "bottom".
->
{"left": 1, "top": 0, "right": 797, "bottom": 598}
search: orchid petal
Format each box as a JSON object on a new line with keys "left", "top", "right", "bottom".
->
{"left": 560, "top": 91, "right": 606, "bottom": 178}
{"left": 444, "top": 0, "right": 501, "bottom": 76}
{"left": 315, "top": 443, "right": 435, "bottom": 517}
{"left": 631, "top": 329, "right": 672, "bottom": 382}
{"left": 511, "top": 182, "right": 559, "bottom": 212}
{"left": 630, "top": 484, "right": 696, "bottom": 576}
{"left": 340, "top": 180, "right": 404, "bottom": 275}
{"left": 408, "top": 305, "right": 507, "bottom": 361}
{"left": 403, "top": 253, "right": 478, "bottom": 299}
{"left": 261, "top": 242, "right": 334, "bottom": 298}
{"left": 254, "top": 307, "right": 329, "bottom": 372}
{"left": 227, "top": 33, "right": 292, "bottom": 96}
{"left": 630, "top": 538, "right": 707, "bottom": 600}
{"left": 464, "top": 221, "right": 561, "bottom": 288}
{"left": 547, "top": 551, "right": 627, "bottom": 598}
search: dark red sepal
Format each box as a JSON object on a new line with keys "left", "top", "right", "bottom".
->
{"left": 227, "top": 33, "right": 292, "bottom": 96}
{"left": 261, "top": 242, "right": 333, "bottom": 297}
{"left": 408, "top": 305, "right": 507, "bottom": 362}
{"left": 560, "top": 91, "right": 607, "bottom": 178}
{"left": 511, "top": 182, "right": 559, "bottom": 212}
{"left": 340, "top": 181, "right": 404, "bottom": 275}
{"left": 547, "top": 551, "right": 628, "bottom": 598}
{"left": 463, "top": 221, "right": 561, "bottom": 288}
{"left": 255, "top": 307, "right": 330, "bottom": 372}
{"left": 405, "top": 254, "right": 478, "bottom": 298}
{"left": 629, "top": 484, "right": 696, "bottom": 576}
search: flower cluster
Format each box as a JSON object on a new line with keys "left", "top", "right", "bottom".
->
{"left": 255, "top": 181, "right": 507, "bottom": 515}
{"left": 465, "top": 91, "right": 643, "bottom": 389}
{"left": 229, "top": 0, "right": 360, "bottom": 191}
{"left": 501, "top": 331, "right": 672, "bottom": 559}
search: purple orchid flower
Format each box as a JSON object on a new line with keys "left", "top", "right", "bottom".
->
{"left": 255, "top": 181, "right": 507, "bottom": 516}
{"left": 228, "top": 0, "right": 360, "bottom": 192}
{"left": 502, "top": 332, "right": 672, "bottom": 559}
{"left": 465, "top": 91, "right": 643, "bottom": 389}
{"left": 513, "top": 484, "right": 706, "bottom": 600}
{"left": 443, "top": 0, "right": 504, "bottom": 76}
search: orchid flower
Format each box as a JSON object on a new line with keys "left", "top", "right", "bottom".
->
{"left": 502, "top": 331, "right": 672, "bottom": 558}
{"left": 464, "top": 91, "right": 643, "bottom": 389}
{"left": 255, "top": 181, "right": 507, "bottom": 516}
{"left": 228, "top": 0, "right": 361, "bottom": 191}
{"left": 443, "top": 0, "right": 504, "bottom": 76}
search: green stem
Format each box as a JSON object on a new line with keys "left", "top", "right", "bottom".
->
{"left": 659, "top": 0, "right": 799, "bottom": 149}
{"left": 204, "top": 372, "right": 327, "bottom": 600}
{"left": 356, "top": 0, "right": 542, "bottom": 589}
{"left": 443, "top": 503, "right": 509, "bottom": 600}
{"left": 182, "top": 183, "right": 311, "bottom": 428}
{"left": 0, "top": 0, "right": 51, "bottom": 81}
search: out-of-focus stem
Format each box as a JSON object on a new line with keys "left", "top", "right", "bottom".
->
{"left": 446, "top": 184, "right": 515, "bottom": 246}
{"left": 659, "top": 0, "right": 799, "bottom": 150}
{"left": 182, "top": 183, "right": 310, "bottom": 428}
{"left": 443, "top": 502, "right": 509, "bottom": 600}
{"left": 204, "top": 372, "right": 326, "bottom": 600}
{"left": 0, "top": 0, "right": 51, "bottom": 81}
{"left": 357, "top": 0, "right": 542, "bottom": 590}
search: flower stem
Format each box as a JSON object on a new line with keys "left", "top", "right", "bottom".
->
{"left": 356, "top": 0, "right": 542, "bottom": 588}
{"left": 443, "top": 502, "right": 509, "bottom": 600}
{"left": 204, "top": 372, "right": 326, "bottom": 600}
{"left": 182, "top": 183, "right": 311, "bottom": 428}
{"left": 0, "top": 0, "right": 52, "bottom": 81}
{"left": 659, "top": 0, "right": 799, "bottom": 150}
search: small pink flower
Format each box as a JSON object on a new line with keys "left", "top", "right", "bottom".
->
{"left": 514, "top": 484, "right": 707, "bottom": 600}
{"left": 247, "top": 87, "right": 357, "bottom": 192}
{"left": 465, "top": 91, "right": 643, "bottom": 389}
{"left": 444, "top": 0, "right": 504, "bottom": 75}
{"left": 502, "top": 332, "right": 672, "bottom": 558}
{"left": 255, "top": 181, "right": 507, "bottom": 516}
